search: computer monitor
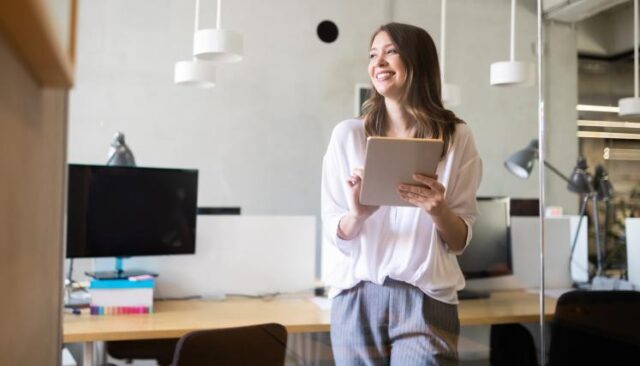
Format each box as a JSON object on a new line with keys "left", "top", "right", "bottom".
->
{"left": 66, "top": 164, "right": 198, "bottom": 278}
{"left": 457, "top": 197, "right": 513, "bottom": 299}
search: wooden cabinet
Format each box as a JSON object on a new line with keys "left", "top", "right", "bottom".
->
{"left": 0, "top": 0, "right": 75, "bottom": 365}
{"left": 0, "top": 0, "right": 76, "bottom": 87}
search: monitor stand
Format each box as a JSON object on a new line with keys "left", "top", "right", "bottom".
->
{"left": 458, "top": 289, "right": 491, "bottom": 300}
{"left": 86, "top": 269, "right": 158, "bottom": 280}
{"left": 85, "top": 257, "right": 157, "bottom": 280}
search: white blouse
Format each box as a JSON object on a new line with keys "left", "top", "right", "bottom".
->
{"left": 321, "top": 119, "right": 483, "bottom": 304}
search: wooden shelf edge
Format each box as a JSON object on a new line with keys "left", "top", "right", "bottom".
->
{"left": 0, "top": 0, "right": 75, "bottom": 88}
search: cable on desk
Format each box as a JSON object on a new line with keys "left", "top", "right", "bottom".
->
{"left": 155, "top": 295, "right": 203, "bottom": 301}
{"left": 226, "top": 292, "right": 282, "bottom": 301}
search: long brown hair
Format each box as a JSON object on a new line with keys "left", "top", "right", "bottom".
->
{"left": 361, "top": 23, "right": 463, "bottom": 158}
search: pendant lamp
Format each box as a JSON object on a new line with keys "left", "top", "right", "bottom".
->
{"left": 174, "top": 59, "right": 216, "bottom": 88}
{"left": 440, "top": 0, "right": 461, "bottom": 107}
{"left": 193, "top": 0, "right": 243, "bottom": 63}
{"left": 619, "top": 0, "right": 640, "bottom": 116}
{"left": 490, "top": 0, "right": 534, "bottom": 86}
{"left": 174, "top": 0, "right": 216, "bottom": 87}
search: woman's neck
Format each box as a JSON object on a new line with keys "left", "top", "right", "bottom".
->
{"left": 384, "top": 98, "right": 414, "bottom": 138}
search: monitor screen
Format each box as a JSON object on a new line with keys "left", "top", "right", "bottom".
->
{"left": 66, "top": 164, "right": 198, "bottom": 258}
{"left": 457, "top": 197, "right": 512, "bottom": 279}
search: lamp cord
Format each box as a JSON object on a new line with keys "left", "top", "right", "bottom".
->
{"left": 440, "top": 0, "right": 447, "bottom": 83}
{"left": 592, "top": 194, "right": 603, "bottom": 276}
{"left": 602, "top": 199, "right": 609, "bottom": 262}
{"left": 67, "top": 258, "right": 74, "bottom": 285}
{"left": 66, "top": 259, "right": 89, "bottom": 296}
{"left": 510, "top": 0, "right": 516, "bottom": 61}
{"left": 569, "top": 194, "right": 590, "bottom": 279}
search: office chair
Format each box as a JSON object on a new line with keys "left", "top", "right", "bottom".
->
{"left": 171, "top": 323, "right": 288, "bottom": 366}
{"left": 489, "top": 323, "right": 537, "bottom": 366}
{"left": 105, "top": 339, "right": 178, "bottom": 366}
{"left": 549, "top": 290, "right": 640, "bottom": 365}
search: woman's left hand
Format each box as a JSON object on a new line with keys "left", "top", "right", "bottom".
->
{"left": 397, "top": 174, "right": 447, "bottom": 216}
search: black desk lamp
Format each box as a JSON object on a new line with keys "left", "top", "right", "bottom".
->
{"left": 594, "top": 164, "right": 613, "bottom": 201}
{"left": 504, "top": 139, "right": 591, "bottom": 193}
{"left": 107, "top": 131, "right": 136, "bottom": 167}
{"left": 504, "top": 139, "right": 604, "bottom": 277}
{"left": 593, "top": 165, "right": 614, "bottom": 264}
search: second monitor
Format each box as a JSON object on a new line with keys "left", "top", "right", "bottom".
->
{"left": 457, "top": 196, "right": 513, "bottom": 299}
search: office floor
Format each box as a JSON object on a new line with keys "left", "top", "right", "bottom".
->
{"left": 100, "top": 358, "right": 490, "bottom": 366}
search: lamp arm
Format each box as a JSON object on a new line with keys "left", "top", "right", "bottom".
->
{"left": 543, "top": 160, "right": 572, "bottom": 184}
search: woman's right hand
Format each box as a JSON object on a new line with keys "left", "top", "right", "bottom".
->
{"left": 337, "top": 168, "right": 379, "bottom": 240}
{"left": 347, "top": 168, "right": 379, "bottom": 219}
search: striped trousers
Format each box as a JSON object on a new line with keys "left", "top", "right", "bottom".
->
{"left": 330, "top": 278, "right": 459, "bottom": 366}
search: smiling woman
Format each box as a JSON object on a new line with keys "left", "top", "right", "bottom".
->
{"left": 321, "top": 22, "right": 482, "bottom": 366}
{"left": 368, "top": 30, "right": 406, "bottom": 100}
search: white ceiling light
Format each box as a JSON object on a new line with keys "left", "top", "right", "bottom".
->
{"left": 576, "top": 104, "right": 619, "bottom": 113}
{"left": 174, "top": 0, "right": 216, "bottom": 87}
{"left": 193, "top": 0, "right": 243, "bottom": 62}
{"left": 174, "top": 59, "right": 216, "bottom": 88}
{"left": 619, "top": 0, "right": 640, "bottom": 117}
{"left": 490, "top": 0, "right": 534, "bottom": 87}
{"left": 440, "top": 0, "right": 460, "bottom": 107}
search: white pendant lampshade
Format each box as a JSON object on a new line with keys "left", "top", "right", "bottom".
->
{"left": 620, "top": 97, "right": 640, "bottom": 116}
{"left": 174, "top": 59, "right": 216, "bottom": 88}
{"left": 173, "top": 0, "right": 242, "bottom": 87}
{"left": 490, "top": 0, "right": 534, "bottom": 87}
{"left": 490, "top": 61, "right": 534, "bottom": 86}
{"left": 440, "top": 0, "right": 461, "bottom": 107}
{"left": 193, "top": 0, "right": 243, "bottom": 63}
{"left": 619, "top": 0, "right": 640, "bottom": 116}
{"left": 194, "top": 29, "right": 243, "bottom": 63}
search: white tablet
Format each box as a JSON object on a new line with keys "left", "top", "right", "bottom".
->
{"left": 359, "top": 136, "right": 444, "bottom": 207}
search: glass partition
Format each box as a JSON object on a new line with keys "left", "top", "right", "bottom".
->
{"left": 62, "top": 0, "right": 640, "bottom": 365}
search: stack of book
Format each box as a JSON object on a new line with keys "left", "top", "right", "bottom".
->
{"left": 88, "top": 278, "right": 155, "bottom": 315}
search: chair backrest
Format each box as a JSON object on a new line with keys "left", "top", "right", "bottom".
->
{"left": 489, "top": 323, "right": 537, "bottom": 366}
{"left": 171, "top": 323, "right": 288, "bottom": 366}
{"left": 107, "top": 339, "right": 178, "bottom": 366}
{"left": 549, "top": 290, "right": 640, "bottom": 365}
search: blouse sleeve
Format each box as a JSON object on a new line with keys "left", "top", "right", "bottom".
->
{"left": 444, "top": 125, "right": 483, "bottom": 255}
{"left": 321, "top": 125, "right": 355, "bottom": 256}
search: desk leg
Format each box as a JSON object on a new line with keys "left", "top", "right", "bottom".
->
{"left": 83, "top": 341, "right": 95, "bottom": 366}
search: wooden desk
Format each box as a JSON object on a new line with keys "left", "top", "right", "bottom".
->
{"left": 64, "top": 296, "right": 331, "bottom": 343}
{"left": 458, "top": 290, "right": 556, "bottom": 325}
{"left": 64, "top": 291, "right": 556, "bottom": 365}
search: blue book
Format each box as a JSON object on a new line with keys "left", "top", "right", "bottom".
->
{"left": 89, "top": 278, "right": 155, "bottom": 289}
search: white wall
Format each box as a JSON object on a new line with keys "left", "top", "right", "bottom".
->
{"left": 86, "top": 216, "right": 317, "bottom": 297}
{"left": 627, "top": 218, "right": 640, "bottom": 288}
{"left": 68, "top": 0, "right": 579, "bottom": 276}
